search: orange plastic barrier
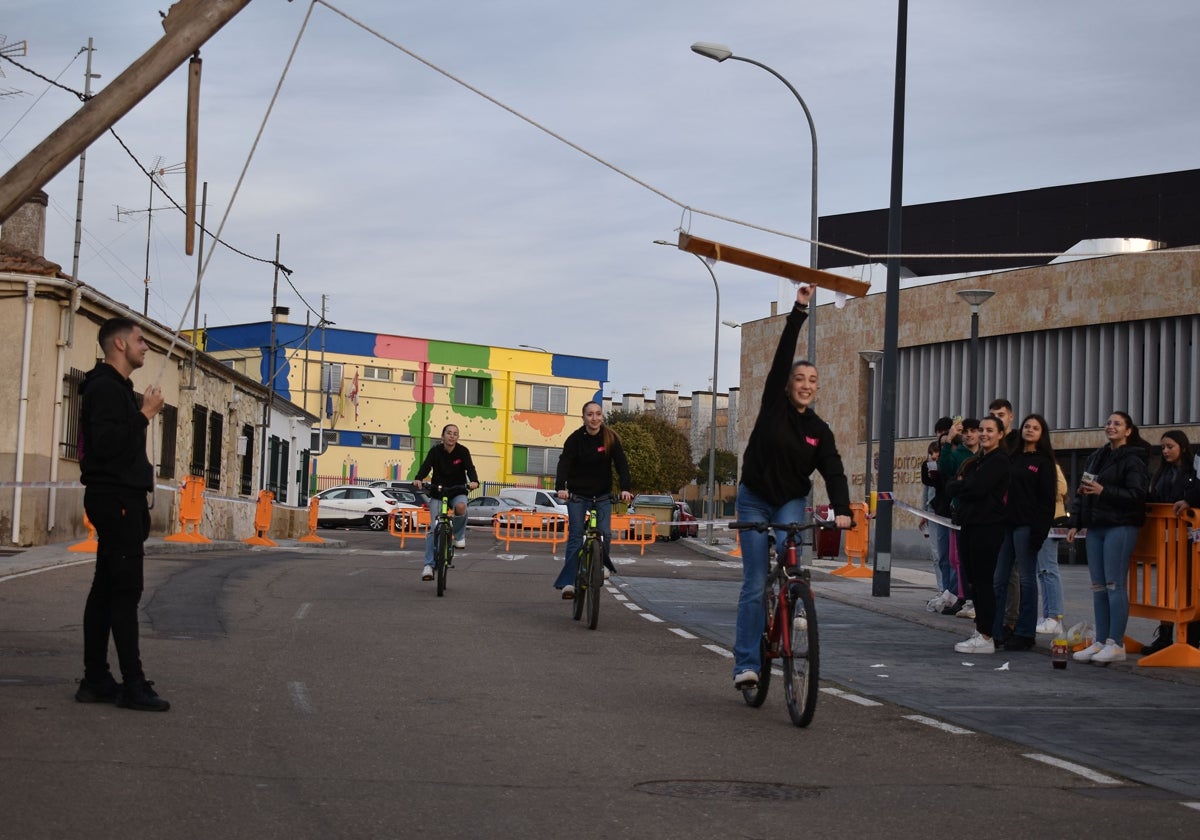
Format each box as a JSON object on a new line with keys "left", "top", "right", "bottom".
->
{"left": 610, "top": 514, "right": 657, "bottom": 556}
{"left": 242, "top": 490, "right": 278, "bottom": 547}
{"left": 68, "top": 511, "right": 99, "bottom": 553}
{"left": 1128, "top": 504, "right": 1200, "bottom": 668}
{"left": 829, "top": 503, "right": 871, "bottom": 578}
{"left": 389, "top": 507, "right": 429, "bottom": 548}
{"left": 298, "top": 496, "right": 326, "bottom": 544}
{"left": 492, "top": 511, "right": 567, "bottom": 552}
{"left": 164, "top": 475, "right": 212, "bottom": 544}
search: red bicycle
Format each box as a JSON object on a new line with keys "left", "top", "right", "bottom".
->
{"left": 729, "top": 519, "right": 844, "bottom": 727}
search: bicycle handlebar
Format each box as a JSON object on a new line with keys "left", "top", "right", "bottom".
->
{"left": 567, "top": 493, "right": 612, "bottom": 505}
{"left": 425, "top": 483, "right": 471, "bottom": 501}
{"left": 728, "top": 519, "right": 850, "bottom": 533}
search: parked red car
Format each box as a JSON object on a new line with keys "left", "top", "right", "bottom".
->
{"left": 675, "top": 501, "right": 698, "bottom": 538}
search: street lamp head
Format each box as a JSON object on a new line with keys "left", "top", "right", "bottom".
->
{"left": 721, "top": 320, "right": 742, "bottom": 329}
{"left": 858, "top": 349, "right": 884, "bottom": 366}
{"left": 691, "top": 42, "right": 733, "bottom": 62}
{"left": 956, "top": 289, "right": 995, "bottom": 310}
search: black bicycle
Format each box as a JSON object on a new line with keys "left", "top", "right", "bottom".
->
{"left": 570, "top": 494, "right": 608, "bottom": 630}
{"left": 729, "top": 519, "right": 844, "bottom": 727}
{"left": 428, "top": 484, "right": 469, "bottom": 597}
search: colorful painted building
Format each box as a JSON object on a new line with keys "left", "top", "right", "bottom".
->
{"left": 201, "top": 315, "right": 610, "bottom": 488}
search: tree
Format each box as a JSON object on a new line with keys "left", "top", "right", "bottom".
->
{"left": 608, "top": 421, "right": 659, "bottom": 493}
{"left": 697, "top": 448, "right": 739, "bottom": 486}
{"left": 606, "top": 409, "right": 695, "bottom": 493}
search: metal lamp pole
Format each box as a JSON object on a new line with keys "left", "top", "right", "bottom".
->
{"left": 858, "top": 351, "right": 884, "bottom": 503}
{"left": 956, "top": 290, "right": 995, "bottom": 416}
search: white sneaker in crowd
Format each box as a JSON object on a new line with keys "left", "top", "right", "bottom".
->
{"left": 421, "top": 565, "right": 434, "bottom": 581}
{"left": 926, "top": 590, "right": 954, "bottom": 612}
{"left": 954, "top": 630, "right": 995, "bottom": 654}
{"left": 1073, "top": 641, "right": 1104, "bottom": 662}
{"left": 1090, "top": 639, "right": 1126, "bottom": 663}
{"left": 956, "top": 600, "right": 976, "bottom": 620}
{"left": 1035, "top": 617, "right": 1064, "bottom": 636}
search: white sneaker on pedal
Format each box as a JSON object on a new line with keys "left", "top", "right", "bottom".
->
{"left": 561, "top": 585, "right": 575, "bottom": 600}
{"left": 454, "top": 539, "right": 466, "bottom": 549}
{"left": 421, "top": 565, "right": 434, "bottom": 581}
{"left": 734, "top": 670, "right": 758, "bottom": 689}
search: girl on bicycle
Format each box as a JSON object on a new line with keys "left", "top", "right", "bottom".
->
{"left": 413, "top": 424, "right": 479, "bottom": 581}
{"left": 733, "top": 284, "right": 852, "bottom": 690}
{"left": 554, "top": 401, "right": 633, "bottom": 598}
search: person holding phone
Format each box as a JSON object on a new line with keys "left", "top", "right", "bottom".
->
{"left": 1067, "top": 411, "right": 1151, "bottom": 664}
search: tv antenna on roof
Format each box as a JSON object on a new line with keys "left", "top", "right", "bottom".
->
{"left": 0, "top": 35, "right": 29, "bottom": 98}
{"left": 115, "top": 155, "right": 186, "bottom": 314}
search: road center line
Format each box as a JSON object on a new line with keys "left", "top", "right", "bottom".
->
{"left": 670, "top": 628, "right": 698, "bottom": 639}
{"left": 703, "top": 644, "right": 732, "bottom": 658}
{"left": 1021, "top": 753, "right": 1122, "bottom": 784}
{"left": 638, "top": 612, "right": 664, "bottom": 623}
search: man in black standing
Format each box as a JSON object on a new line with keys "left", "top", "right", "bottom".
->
{"left": 75, "top": 316, "right": 170, "bottom": 711}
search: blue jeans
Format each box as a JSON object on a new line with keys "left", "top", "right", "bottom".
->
{"left": 424, "top": 494, "right": 467, "bottom": 566}
{"left": 554, "top": 495, "right": 612, "bottom": 589}
{"left": 732, "top": 484, "right": 809, "bottom": 678}
{"left": 1084, "top": 525, "right": 1138, "bottom": 643}
{"left": 993, "top": 526, "right": 1039, "bottom": 638}
{"left": 931, "top": 521, "right": 955, "bottom": 594}
{"left": 1036, "top": 538, "right": 1065, "bottom": 618}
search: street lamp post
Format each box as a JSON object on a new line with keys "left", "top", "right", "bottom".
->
{"left": 690, "top": 42, "right": 819, "bottom": 363}
{"left": 655, "top": 240, "right": 721, "bottom": 544}
{"left": 955, "top": 290, "right": 995, "bottom": 415}
{"left": 858, "top": 351, "right": 884, "bottom": 505}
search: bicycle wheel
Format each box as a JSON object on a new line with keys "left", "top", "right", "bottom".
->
{"left": 742, "top": 589, "right": 774, "bottom": 707}
{"left": 783, "top": 581, "right": 819, "bottom": 727}
{"left": 586, "top": 536, "right": 604, "bottom": 630}
{"left": 571, "top": 539, "right": 587, "bottom": 621}
{"left": 436, "top": 525, "right": 451, "bottom": 597}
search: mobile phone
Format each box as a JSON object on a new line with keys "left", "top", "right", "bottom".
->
{"left": 1081, "top": 471, "right": 1097, "bottom": 484}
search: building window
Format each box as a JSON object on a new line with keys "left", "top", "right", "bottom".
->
{"left": 431, "top": 372, "right": 447, "bottom": 386}
{"left": 267, "top": 435, "right": 289, "bottom": 503}
{"left": 363, "top": 365, "right": 391, "bottom": 381}
{"left": 321, "top": 363, "right": 343, "bottom": 419}
{"left": 239, "top": 423, "right": 254, "bottom": 495}
{"left": 397, "top": 435, "right": 414, "bottom": 450}
{"left": 530, "top": 384, "right": 568, "bottom": 414}
{"left": 190, "top": 405, "right": 208, "bottom": 479}
{"left": 60, "top": 366, "right": 85, "bottom": 460}
{"left": 362, "top": 432, "right": 390, "bottom": 448}
{"left": 453, "top": 375, "right": 489, "bottom": 407}
{"left": 207, "top": 411, "right": 224, "bottom": 491}
{"left": 400, "top": 369, "right": 417, "bottom": 384}
{"left": 514, "top": 446, "right": 561, "bottom": 475}
{"left": 159, "top": 404, "right": 178, "bottom": 480}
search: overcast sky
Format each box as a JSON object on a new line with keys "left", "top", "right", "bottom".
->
{"left": 3, "top": 0, "right": 1198, "bottom": 401}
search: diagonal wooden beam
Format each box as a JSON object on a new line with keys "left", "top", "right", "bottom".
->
{"left": 677, "top": 232, "right": 870, "bottom": 297}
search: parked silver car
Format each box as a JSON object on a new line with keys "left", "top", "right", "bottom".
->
{"left": 464, "top": 495, "right": 531, "bottom": 526}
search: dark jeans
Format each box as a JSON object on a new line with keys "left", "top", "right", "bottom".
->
{"left": 958, "top": 522, "right": 1006, "bottom": 639}
{"left": 82, "top": 488, "right": 150, "bottom": 683}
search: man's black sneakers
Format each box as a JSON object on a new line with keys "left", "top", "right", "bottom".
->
{"left": 116, "top": 678, "right": 171, "bottom": 712}
{"left": 75, "top": 673, "right": 121, "bottom": 704}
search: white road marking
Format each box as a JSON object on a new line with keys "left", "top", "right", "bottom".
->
{"left": 347, "top": 568, "right": 368, "bottom": 576}
{"left": 288, "top": 681, "right": 315, "bottom": 714}
{"left": 663, "top": 560, "right": 692, "bottom": 567}
{"left": 1182, "top": 802, "right": 1200, "bottom": 812}
{"left": 904, "top": 715, "right": 974, "bottom": 735}
{"left": 670, "top": 628, "right": 698, "bottom": 639}
{"left": 716, "top": 561, "right": 742, "bottom": 569}
{"left": 639, "top": 613, "right": 664, "bottom": 623}
{"left": 821, "top": 687, "right": 882, "bottom": 706}
{"left": 612, "top": 593, "right": 629, "bottom": 602}
{"left": 623, "top": 602, "right": 643, "bottom": 612}
{"left": 294, "top": 603, "right": 311, "bottom": 620}
{"left": 1021, "top": 753, "right": 1122, "bottom": 784}
{"left": 703, "top": 644, "right": 733, "bottom": 658}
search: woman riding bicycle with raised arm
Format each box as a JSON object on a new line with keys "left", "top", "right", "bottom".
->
{"left": 413, "top": 424, "right": 479, "bottom": 582}
{"left": 553, "top": 401, "right": 633, "bottom": 599}
{"left": 734, "top": 283, "right": 852, "bottom": 691}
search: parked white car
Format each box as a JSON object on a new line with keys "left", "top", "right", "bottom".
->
{"left": 312, "top": 485, "right": 418, "bottom": 531}
{"left": 497, "top": 487, "right": 568, "bottom": 517}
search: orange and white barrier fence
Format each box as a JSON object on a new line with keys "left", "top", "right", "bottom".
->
{"left": 1128, "top": 503, "right": 1200, "bottom": 668}
{"left": 389, "top": 507, "right": 429, "bottom": 548}
{"left": 610, "top": 514, "right": 657, "bottom": 556}
{"left": 829, "top": 503, "right": 871, "bottom": 578}
{"left": 298, "top": 496, "right": 325, "bottom": 544}
{"left": 492, "top": 511, "right": 567, "bottom": 552}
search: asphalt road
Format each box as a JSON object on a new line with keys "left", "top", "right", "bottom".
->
{"left": 1, "top": 525, "right": 1198, "bottom": 838}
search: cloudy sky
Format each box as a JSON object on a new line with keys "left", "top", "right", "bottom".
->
{"left": 3, "top": 0, "right": 1198, "bottom": 401}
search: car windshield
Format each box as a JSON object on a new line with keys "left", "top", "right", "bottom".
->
{"left": 635, "top": 495, "right": 673, "bottom": 505}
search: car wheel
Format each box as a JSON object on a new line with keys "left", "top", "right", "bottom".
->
{"left": 366, "top": 512, "right": 388, "bottom": 531}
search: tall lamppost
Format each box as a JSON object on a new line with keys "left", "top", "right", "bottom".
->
{"left": 690, "top": 42, "right": 819, "bottom": 367}
{"left": 955, "top": 289, "right": 995, "bottom": 416}
{"left": 655, "top": 240, "right": 721, "bottom": 544}
{"left": 858, "top": 350, "right": 884, "bottom": 505}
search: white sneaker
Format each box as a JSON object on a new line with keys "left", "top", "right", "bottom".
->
{"left": 1090, "top": 639, "right": 1126, "bottom": 663}
{"left": 561, "top": 585, "right": 575, "bottom": 600}
{"left": 1073, "top": 641, "right": 1104, "bottom": 662}
{"left": 734, "top": 670, "right": 759, "bottom": 689}
{"left": 454, "top": 539, "right": 466, "bottom": 549}
{"left": 956, "top": 600, "right": 976, "bottom": 620}
{"left": 954, "top": 630, "right": 995, "bottom": 654}
{"left": 926, "top": 590, "right": 950, "bottom": 612}
{"left": 1035, "top": 617, "right": 1064, "bottom": 636}
{"left": 603, "top": 567, "right": 611, "bottom": 581}
{"left": 421, "top": 565, "right": 434, "bottom": 581}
